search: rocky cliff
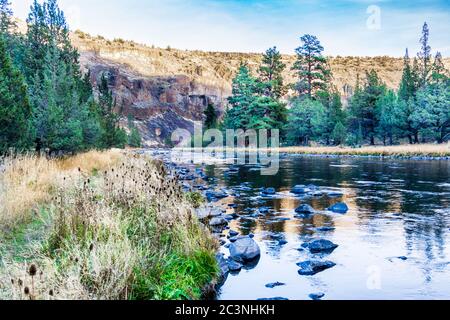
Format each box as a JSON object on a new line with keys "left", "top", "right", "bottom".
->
{"left": 71, "top": 31, "right": 450, "bottom": 146}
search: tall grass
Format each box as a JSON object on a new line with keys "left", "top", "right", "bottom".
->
{"left": 0, "top": 151, "right": 217, "bottom": 300}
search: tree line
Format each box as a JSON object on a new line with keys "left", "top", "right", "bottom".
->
{"left": 218, "top": 23, "right": 449, "bottom": 146}
{"left": 0, "top": 0, "right": 141, "bottom": 155}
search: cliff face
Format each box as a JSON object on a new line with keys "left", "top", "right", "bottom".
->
{"left": 72, "top": 31, "right": 450, "bottom": 146}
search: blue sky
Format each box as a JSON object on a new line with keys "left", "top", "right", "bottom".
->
{"left": 12, "top": 0, "right": 450, "bottom": 56}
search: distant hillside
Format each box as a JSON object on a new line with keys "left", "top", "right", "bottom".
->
{"left": 16, "top": 20, "right": 450, "bottom": 146}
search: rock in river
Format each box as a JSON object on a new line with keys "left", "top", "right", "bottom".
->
{"left": 229, "top": 237, "right": 261, "bottom": 262}
{"left": 291, "top": 185, "right": 309, "bottom": 194}
{"left": 209, "top": 217, "right": 228, "bottom": 227}
{"left": 297, "top": 260, "right": 336, "bottom": 276}
{"left": 302, "top": 239, "right": 339, "bottom": 254}
{"left": 196, "top": 206, "right": 223, "bottom": 220}
{"left": 216, "top": 253, "right": 229, "bottom": 285}
{"left": 227, "top": 259, "right": 243, "bottom": 272}
{"left": 328, "top": 202, "right": 349, "bottom": 214}
{"left": 295, "top": 204, "right": 315, "bottom": 215}
{"left": 257, "top": 297, "right": 289, "bottom": 301}
{"left": 309, "top": 293, "right": 325, "bottom": 300}
{"left": 262, "top": 188, "right": 276, "bottom": 195}
{"left": 265, "top": 282, "right": 286, "bottom": 289}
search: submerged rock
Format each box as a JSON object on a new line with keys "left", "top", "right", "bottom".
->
{"left": 227, "top": 259, "right": 243, "bottom": 272}
{"left": 303, "top": 239, "right": 339, "bottom": 254}
{"left": 229, "top": 230, "right": 239, "bottom": 237}
{"left": 328, "top": 202, "right": 349, "bottom": 214}
{"left": 297, "top": 260, "right": 336, "bottom": 276}
{"left": 295, "top": 204, "right": 315, "bottom": 215}
{"left": 229, "top": 237, "right": 261, "bottom": 262}
{"left": 309, "top": 293, "right": 325, "bottom": 300}
{"left": 291, "top": 185, "right": 309, "bottom": 194}
{"left": 262, "top": 188, "right": 277, "bottom": 195}
{"left": 265, "top": 282, "right": 286, "bottom": 289}
{"left": 257, "top": 297, "right": 289, "bottom": 301}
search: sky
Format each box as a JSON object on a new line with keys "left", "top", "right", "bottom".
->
{"left": 11, "top": 0, "right": 450, "bottom": 57}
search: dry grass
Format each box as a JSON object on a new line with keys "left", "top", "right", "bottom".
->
{"left": 275, "top": 144, "right": 450, "bottom": 157}
{"left": 191, "top": 143, "right": 450, "bottom": 158}
{"left": 0, "top": 150, "right": 124, "bottom": 229}
{"left": 0, "top": 151, "right": 217, "bottom": 300}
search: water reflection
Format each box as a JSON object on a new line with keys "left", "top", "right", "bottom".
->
{"left": 212, "top": 156, "right": 450, "bottom": 300}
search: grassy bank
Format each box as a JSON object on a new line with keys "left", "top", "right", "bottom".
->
{"left": 189, "top": 143, "right": 450, "bottom": 158}
{"left": 0, "top": 150, "right": 218, "bottom": 300}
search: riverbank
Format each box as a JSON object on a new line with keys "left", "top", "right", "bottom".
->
{"left": 0, "top": 150, "right": 218, "bottom": 300}
{"left": 181, "top": 143, "right": 450, "bottom": 160}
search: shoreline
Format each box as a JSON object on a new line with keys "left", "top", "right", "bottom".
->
{"left": 150, "top": 144, "right": 450, "bottom": 161}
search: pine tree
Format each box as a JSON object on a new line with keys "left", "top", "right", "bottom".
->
{"left": 0, "top": 0, "right": 15, "bottom": 35}
{"left": 0, "top": 36, "right": 32, "bottom": 154}
{"left": 285, "top": 98, "right": 326, "bottom": 145}
{"left": 292, "top": 34, "right": 331, "bottom": 98}
{"left": 431, "top": 52, "right": 448, "bottom": 83}
{"left": 417, "top": 22, "right": 432, "bottom": 87}
{"left": 399, "top": 49, "right": 417, "bottom": 102}
{"left": 97, "top": 73, "right": 127, "bottom": 148}
{"left": 223, "top": 64, "right": 259, "bottom": 129}
{"left": 348, "top": 70, "right": 385, "bottom": 145}
{"left": 376, "top": 90, "right": 406, "bottom": 145}
{"left": 259, "top": 46, "right": 286, "bottom": 99}
{"left": 204, "top": 102, "right": 218, "bottom": 129}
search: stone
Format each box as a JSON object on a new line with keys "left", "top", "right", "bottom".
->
{"left": 229, "top": 237, "right": 261, "bottom": 262}
{"left": 216, "top": 253, "right": 229, "bottom": 284}
{"left": 209, "top": 217, "right": 228, "bottom": 227}
{"left": 309, "top": 293, "right": 325, "bottom": 300}
{"left": 265, "top": 282, "right": 286, "bottom": 289}
{"left": 257, "top": 297, "right": 289, "bottom": 301}
{"left": 297, "top": 260, "right": 336, "bottom": 276}
{"left": 295, "top": 204, "right": 315, "bottom": 215}
{"left": 291, "top": 185, "right": 309, "bottom": 194}
{"left": 303, "top": 239, "right": 339, "bottom": 254}
{"left": 227, "top": 259, "right": 243, "bottom": 272}
{"left": 262, "top": 188, "right": 276, "bottom": 195}
{"left": 229, "top": 230, "right": 239, "bottom": 237}
{"left": 196, "top": 206, "right": 223, "bottom": 219}
{"left": 328, "top": 202, "right": 349, "bottom": 214}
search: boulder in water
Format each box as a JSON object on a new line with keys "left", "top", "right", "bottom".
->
{"left": 297, "top": 260, "right": 336, "bottom": 276}
{"left": 328, "top": 202, "right": 349, "bottom": 214}
{"left": 303, "top": 239, "right": 338, "bottom": 254}
{"left": 295, "top": 204, "right": 315, "bottom": 215}
{"left": 229, "top": 237, "right": 261, "bottom": 262}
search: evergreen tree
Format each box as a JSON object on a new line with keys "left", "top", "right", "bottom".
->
{"left": 431, "top": 52, "right": 448, "bottom": 83}
{"left": 317, "top": 89, "right": 345, "bottom": 145}
{"left": 348, "top": 70, "right": 386, "bottom": 145}
{"left": 127, "top": 116, "right": 142, "bottom": 148}
{"left": 259, "top": 46, "right": 286, "bottom": 99}
{"left": 97, "top": 73, "right": 127, "bottom": 148}
{"left": 399, "top": 49, "right": 417, "bottom": 102}
{"left": 204, "top": 102, "right": 218, "bottom": 129}
{"left": 246, "top": 96, "right": 287, "bottom": 130}
{"left": 292, "top": 34, "right": 331, "bottom": 98}
{"left": 417, "top": 22, "right": 432, "bottom": 87}
{"left": 285, "top": 98, "right": 326, "bottom": 145}
{"left": 376, "top": 90, "right": 406, "bottom": 145}
{"left": 0, "top": 36, "right": 32, "bottom": 153}
{"left": 411, "top": 81, "right": 450, "bottom": 143}
{"left": 223, "top": 64, "right": 259, "bottom": 129}
{"left": 0, "top": 0, "right": 15, "bottom": 35}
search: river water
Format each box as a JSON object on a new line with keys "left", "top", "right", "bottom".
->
{"left": 154, "top": 151, "right": 450, "bottom": 300}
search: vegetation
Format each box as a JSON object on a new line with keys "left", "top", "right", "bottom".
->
{"left": 223, "top": 24, "right": 449, "bottom": 147}
{"left": 0, "top": 151, "right": 218, "bottom": 300}
{"left": 0, "top": 0, "right": 140, "bottom": 155}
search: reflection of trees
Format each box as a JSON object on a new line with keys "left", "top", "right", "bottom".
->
{"left": 211, "top": 156, "right": 449, "bottom": 283}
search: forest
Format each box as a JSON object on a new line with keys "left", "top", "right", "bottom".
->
{"left": 219, "top": 25, "right": 449, "bottom": 147}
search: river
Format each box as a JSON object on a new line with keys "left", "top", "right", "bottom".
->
{"left": 152, "top": 150, "right": 450, "bottom": 300}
